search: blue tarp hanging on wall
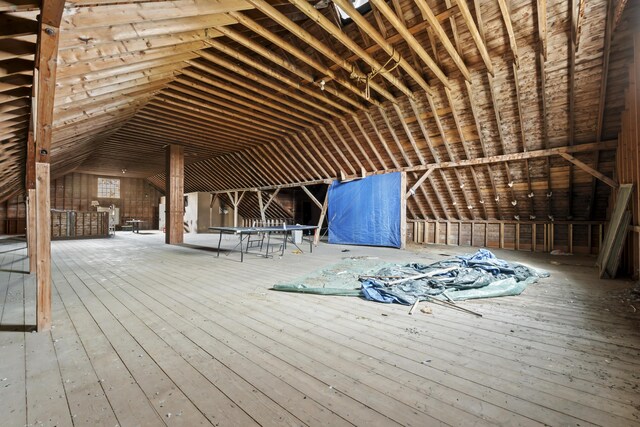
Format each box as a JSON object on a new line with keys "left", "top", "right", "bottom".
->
{"left": 328, "top": 172, "right": 402, "bottom": 248}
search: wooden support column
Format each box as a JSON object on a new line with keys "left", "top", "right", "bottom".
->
{"left": 31, "top": 0, "right": 64, "bottom": 331}
{"left": 165, "top": 144, "right": 184, "bottom": 244}
{"left": 257, "top": 191, "right": 266, "bottom": 222}
{"left": 35, "top": 163, "right": 51, "bottom": 331}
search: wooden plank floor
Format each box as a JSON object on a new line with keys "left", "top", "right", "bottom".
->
{"left": 1, "top": 231, "right": 639, "bottom": 426}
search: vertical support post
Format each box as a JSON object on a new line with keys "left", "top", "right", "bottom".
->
{"left": 165, "top": 144, "right": 184, "bottom": 244}
{"left": 569, "top": 224, "right": 573, "bottom": 253}
{"left": 233, "top": 191, "right": 239, "bottom": 227}
{"left": 35, "top": 163, "right": 51, "bottom": 331}
{"left": 257, "top": 191, "right": 266, "bottom": 222}
{"left": 400, "top": 172, "right": 407, "bottom": 249}
{"left": 314, "top": 186, "right": 329, "bottom": 246}
{"left": 27, "top": 189, "right": 37, "bottom": 273}
{"left": 532, "top": 223, "right": 537, "bottom": 252}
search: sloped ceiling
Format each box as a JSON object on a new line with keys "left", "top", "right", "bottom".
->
{"left": 1, "top": 0, "right": 637, "bottom": 221}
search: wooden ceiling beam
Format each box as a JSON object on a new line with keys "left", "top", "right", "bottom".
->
{"left": 58, "top": 13, "right": 232, "bottom": 50}
{"left": 63, "top": 0, "right": 251, "bottom": 29}
{"left": 281, "top": 137, "right": 321, "bottom": 180}
{"left": 243, "top": 149, "right": 284, "bottom": 185}
{"left": 57, "top": 28, "right": 215, "bottom": 65}
{"left": 304, "top": 129, "right": 342, "bottom": 174}
{"left": 54, "top": 80, "right": 169, "bottom": 121}
{"left": 134, "top": 111, "right": 261, "bottom": 150}
{"left": 175, "top": 75, "right": 312, "bottom": 129}
{"left": 145, "top": 100, "right": 272, "bottom": 142}
{"left": 197, "top": 50, "right": 342, "bottom": 118}
{"left": 55, "top": 64, "right": 186, "bottom": 98}
{"left": 56, "top": 41, "right": 206, "bottom": 80}
{"left": 367, "top": 0, "right": 449, "bottom": 88}
{"left": 181, "top": 68, "right": 319, "bottom": 126}
{"left": 352, "top": 115, "right": 387, "bottom": 170}
{"left": 452, "top": 0, "right": 493, "bottom": 75}
{"left": 320, "top": 124, "right": 361, "bottom": 173}
{"left": 146, "top": 100, "right": 274, "bottom": 144}
{"left": 229, "top": 11, "right": 392, "bottom": 105}
{"left": 165, "top": 84, "right": 289, "bottom": 134}
{"left": 55, "top": 74, "right": 175, "bottom": 107}
{"left": 53, "top": 113, "right": 134, "bottom": 141}
{"left": 55, "top": 53, "right": 196, "bottom": 87}
{"left": 203, "top": 40, "right": 354, "bottom": 115}
{"left": 186, "top": 59, "right": 327, "bottom": 122}
{"left": 283, "top": 0, "right": 415, "bottom": 99}
{"left": 377, "top": 106, "right": 432, "bottom": 218}
{"left": 497, "top": 0, "right": 519, "bottom": 67}
{"left": 290, "top": 133, "right": 331, "bottom": 177}
{"left": 210, "top": 141, "right": 617, "bottom": 193}
{"left": 413, "top": 0, "right": 470, "bottom": 81}
{"left": 155, "top": 92, "right": 282, "bottom": 140}
{"left": 560, "top": 153, "right": 618, "bottom": 188}
{"left": 56, "top": 62, "right": 189, "bottom": 97}
{"left": 0, "top": 73, "right": 32, "bottom": 92}
{"left": 131, "top": 112, "right": 257, "bottom": 149}
{"left": 254, "top": 1, "right": 395, "bottom": 102}
{"left": 364, "top": 110, "right": 400, "bottom": 168}
{"left": 125, "top": 119, "right": 256, "bottom": 153}
{"left": 310, "top": 126, "right": 355, "bottom": 175}
{"left": 53, "top": 91, "right": 158, "bottom": 127}
{"left": 257, "top": 143, "right": 306, "bottom": 182}
{"left": 215, "top": 24, "right": 368, "bottom": 111}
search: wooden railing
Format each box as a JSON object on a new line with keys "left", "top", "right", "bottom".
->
{"left": 408, "top": 220, "right": 606, "bottom": 255}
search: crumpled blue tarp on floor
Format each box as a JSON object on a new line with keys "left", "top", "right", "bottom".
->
{"left": 360, "top": 249, "right": 549, "bottom": 305}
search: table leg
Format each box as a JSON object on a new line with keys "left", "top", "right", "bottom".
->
{"left": 217, "top": 232, "right": 223, "bottom": 257}
{"left": 240, "top": 234, "right": 244, "bottom": 263}
{"left": 265, "top": 232, "right": 271, "bottom": 258}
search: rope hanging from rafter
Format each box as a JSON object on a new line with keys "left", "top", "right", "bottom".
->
{"left": 351, "top": 48, "right": 402, "bottom": 100}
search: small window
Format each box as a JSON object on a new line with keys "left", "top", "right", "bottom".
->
{"left": 97, "top": 178, "right": 120, "bottom": 198}
{"left": 335, "top": 0, "right": 371, "bottom": 25}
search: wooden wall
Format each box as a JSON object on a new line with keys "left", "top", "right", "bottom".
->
{"left": 50, "top": 173, "right": 163, "bottom": 230}
{"left": 409, "top": 220, "right": 604, "bottom": 255}
{"left": 0, "top": 173, "right": 164, "bottom": 235}
{"left": 0, "top": 194, "right": 26, "bottom": 235}
{"left": 616, "top": 31, "right": 640, "bottom": 277}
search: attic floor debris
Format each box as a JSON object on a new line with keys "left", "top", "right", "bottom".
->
{"left": 1, "top": 232, "right": 640, "bottom": 426}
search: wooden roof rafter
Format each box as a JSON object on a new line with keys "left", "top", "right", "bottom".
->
{"left": 285, "top": 0, "right": 415, "bottom": 100}
{"left": 228, "top": 10, "right": 391, "bottom": 106}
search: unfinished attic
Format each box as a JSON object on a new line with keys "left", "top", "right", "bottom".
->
{"left": 1, "top": 0, "right": 640, "bottom": 425}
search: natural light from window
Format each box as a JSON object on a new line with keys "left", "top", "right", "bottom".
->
{"left": 334, "top": 0, "right": 370, "bottom": 20}
{"left": 97, "top": 177, "right": 121, "bottom": 198}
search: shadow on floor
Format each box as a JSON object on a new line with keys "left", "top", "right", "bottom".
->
{"left": 0, "top": 268, "right": 30, "bottom": 274}
{"left": 179, "top": 243, "right": 219, "bottom": 253}
{"left": 0, "top": 324, "right": 36, "bottom": 333}
{"left": 0, "top": 246, "right": 27, "bottom": 254}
